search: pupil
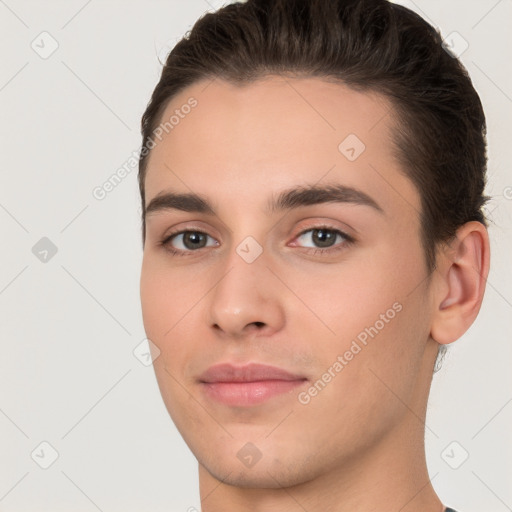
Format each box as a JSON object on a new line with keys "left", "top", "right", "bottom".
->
{"left": 313, "top": 229, "right": 335, "bottom": 248}
{"left": 184, "top": 232, "right": 205, "bottom": 249}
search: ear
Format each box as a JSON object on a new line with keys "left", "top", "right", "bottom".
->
{"left": 430, "top": 221, "right": 490, "bottom": 345}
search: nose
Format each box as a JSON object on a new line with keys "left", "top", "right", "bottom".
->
{"left": 206, "top": 245, "right": 286, "bottom": 340}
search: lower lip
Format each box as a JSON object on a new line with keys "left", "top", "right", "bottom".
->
{"left": 201, "top": 380, "right": 306, "bottom": 406}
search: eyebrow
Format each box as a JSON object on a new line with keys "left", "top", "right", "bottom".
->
{"left": 145, "top": 183, "right": 384, "bottom": 216}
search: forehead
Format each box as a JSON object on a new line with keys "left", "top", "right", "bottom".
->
{"left": 144, "top": 76, "right": 420, "bottom": 222}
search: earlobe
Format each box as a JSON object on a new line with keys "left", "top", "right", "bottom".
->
{"left": 430, "top": 221, "right": 490, "bottom": 345}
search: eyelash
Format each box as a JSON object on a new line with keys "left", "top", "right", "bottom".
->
{"left": 158, "top": 225, "right": 355, "bottom": 258}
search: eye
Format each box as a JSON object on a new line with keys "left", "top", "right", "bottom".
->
{"left": 292, "top": 226, "right": 354, "bottom": 254}
{"left": 160, "top": 230, "right": 218, "bottom": 256}
{"left": 159, "top": 225, "right": 354, "bottom": 257}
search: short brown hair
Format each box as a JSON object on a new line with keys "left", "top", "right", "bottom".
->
{"left": 138, "top": 0, "right": 488, "bottom": 271}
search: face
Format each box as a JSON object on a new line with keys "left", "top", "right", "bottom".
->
{"left": 140, "top": 76, "right": 439, "bottom": 488}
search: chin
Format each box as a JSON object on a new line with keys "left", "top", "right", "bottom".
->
{"left": 197, "top": 446, "right": 320, "bottom": 490}
{"left": 203, "top": 464, "right": 308, "bottom": 489}
{"left": 207, "top": 467, "right": 284, "bottom": 489}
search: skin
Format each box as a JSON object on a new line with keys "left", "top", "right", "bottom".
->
{"left": 139, "top": 76, "right": 490, "bottom": 512}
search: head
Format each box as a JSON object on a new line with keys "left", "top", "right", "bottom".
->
{"left": 138, "top": 0, "right": 489, "bottom": 491}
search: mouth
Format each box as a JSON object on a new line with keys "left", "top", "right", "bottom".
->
{"left": 198, "top": 363, "right": 308, "bottom": 407}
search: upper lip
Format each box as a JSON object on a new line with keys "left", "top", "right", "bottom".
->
{"left": 198, "top": 363, "right": 307, "bottom": 383}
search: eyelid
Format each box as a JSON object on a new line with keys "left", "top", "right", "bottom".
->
{"left": 161, "top": 222, "right": 220, "bottom": 242}
{"left": 292, "top": 217, "right": 356, "bottom": 238}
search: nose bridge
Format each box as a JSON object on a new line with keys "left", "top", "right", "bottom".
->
{"left": 206, "top": 236, "right": 284, "bottom": 337}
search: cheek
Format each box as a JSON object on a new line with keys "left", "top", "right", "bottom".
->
{"left": 295, "top": 251, "right": 412, "bottom": 339}
{"left": 296, "top": 238, "right": 430, "bottom": 376}
{"left": 140, "top": 258, "right": 199, "bottom": 416}
{"left": 140, "top": 255, "right": 216, "bottom": 389}
{"left": 140, "top": 260, "right": 168, "bottom": 340}
{"left": 293, "top": 279, "right": 431, "bottom": 446}
{"left": 140, "top": 257, "right": 197, "bottom": 344}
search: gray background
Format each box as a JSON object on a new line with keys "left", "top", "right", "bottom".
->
{"left": 0, "top": 0, "right": 511, "bottom": 511}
